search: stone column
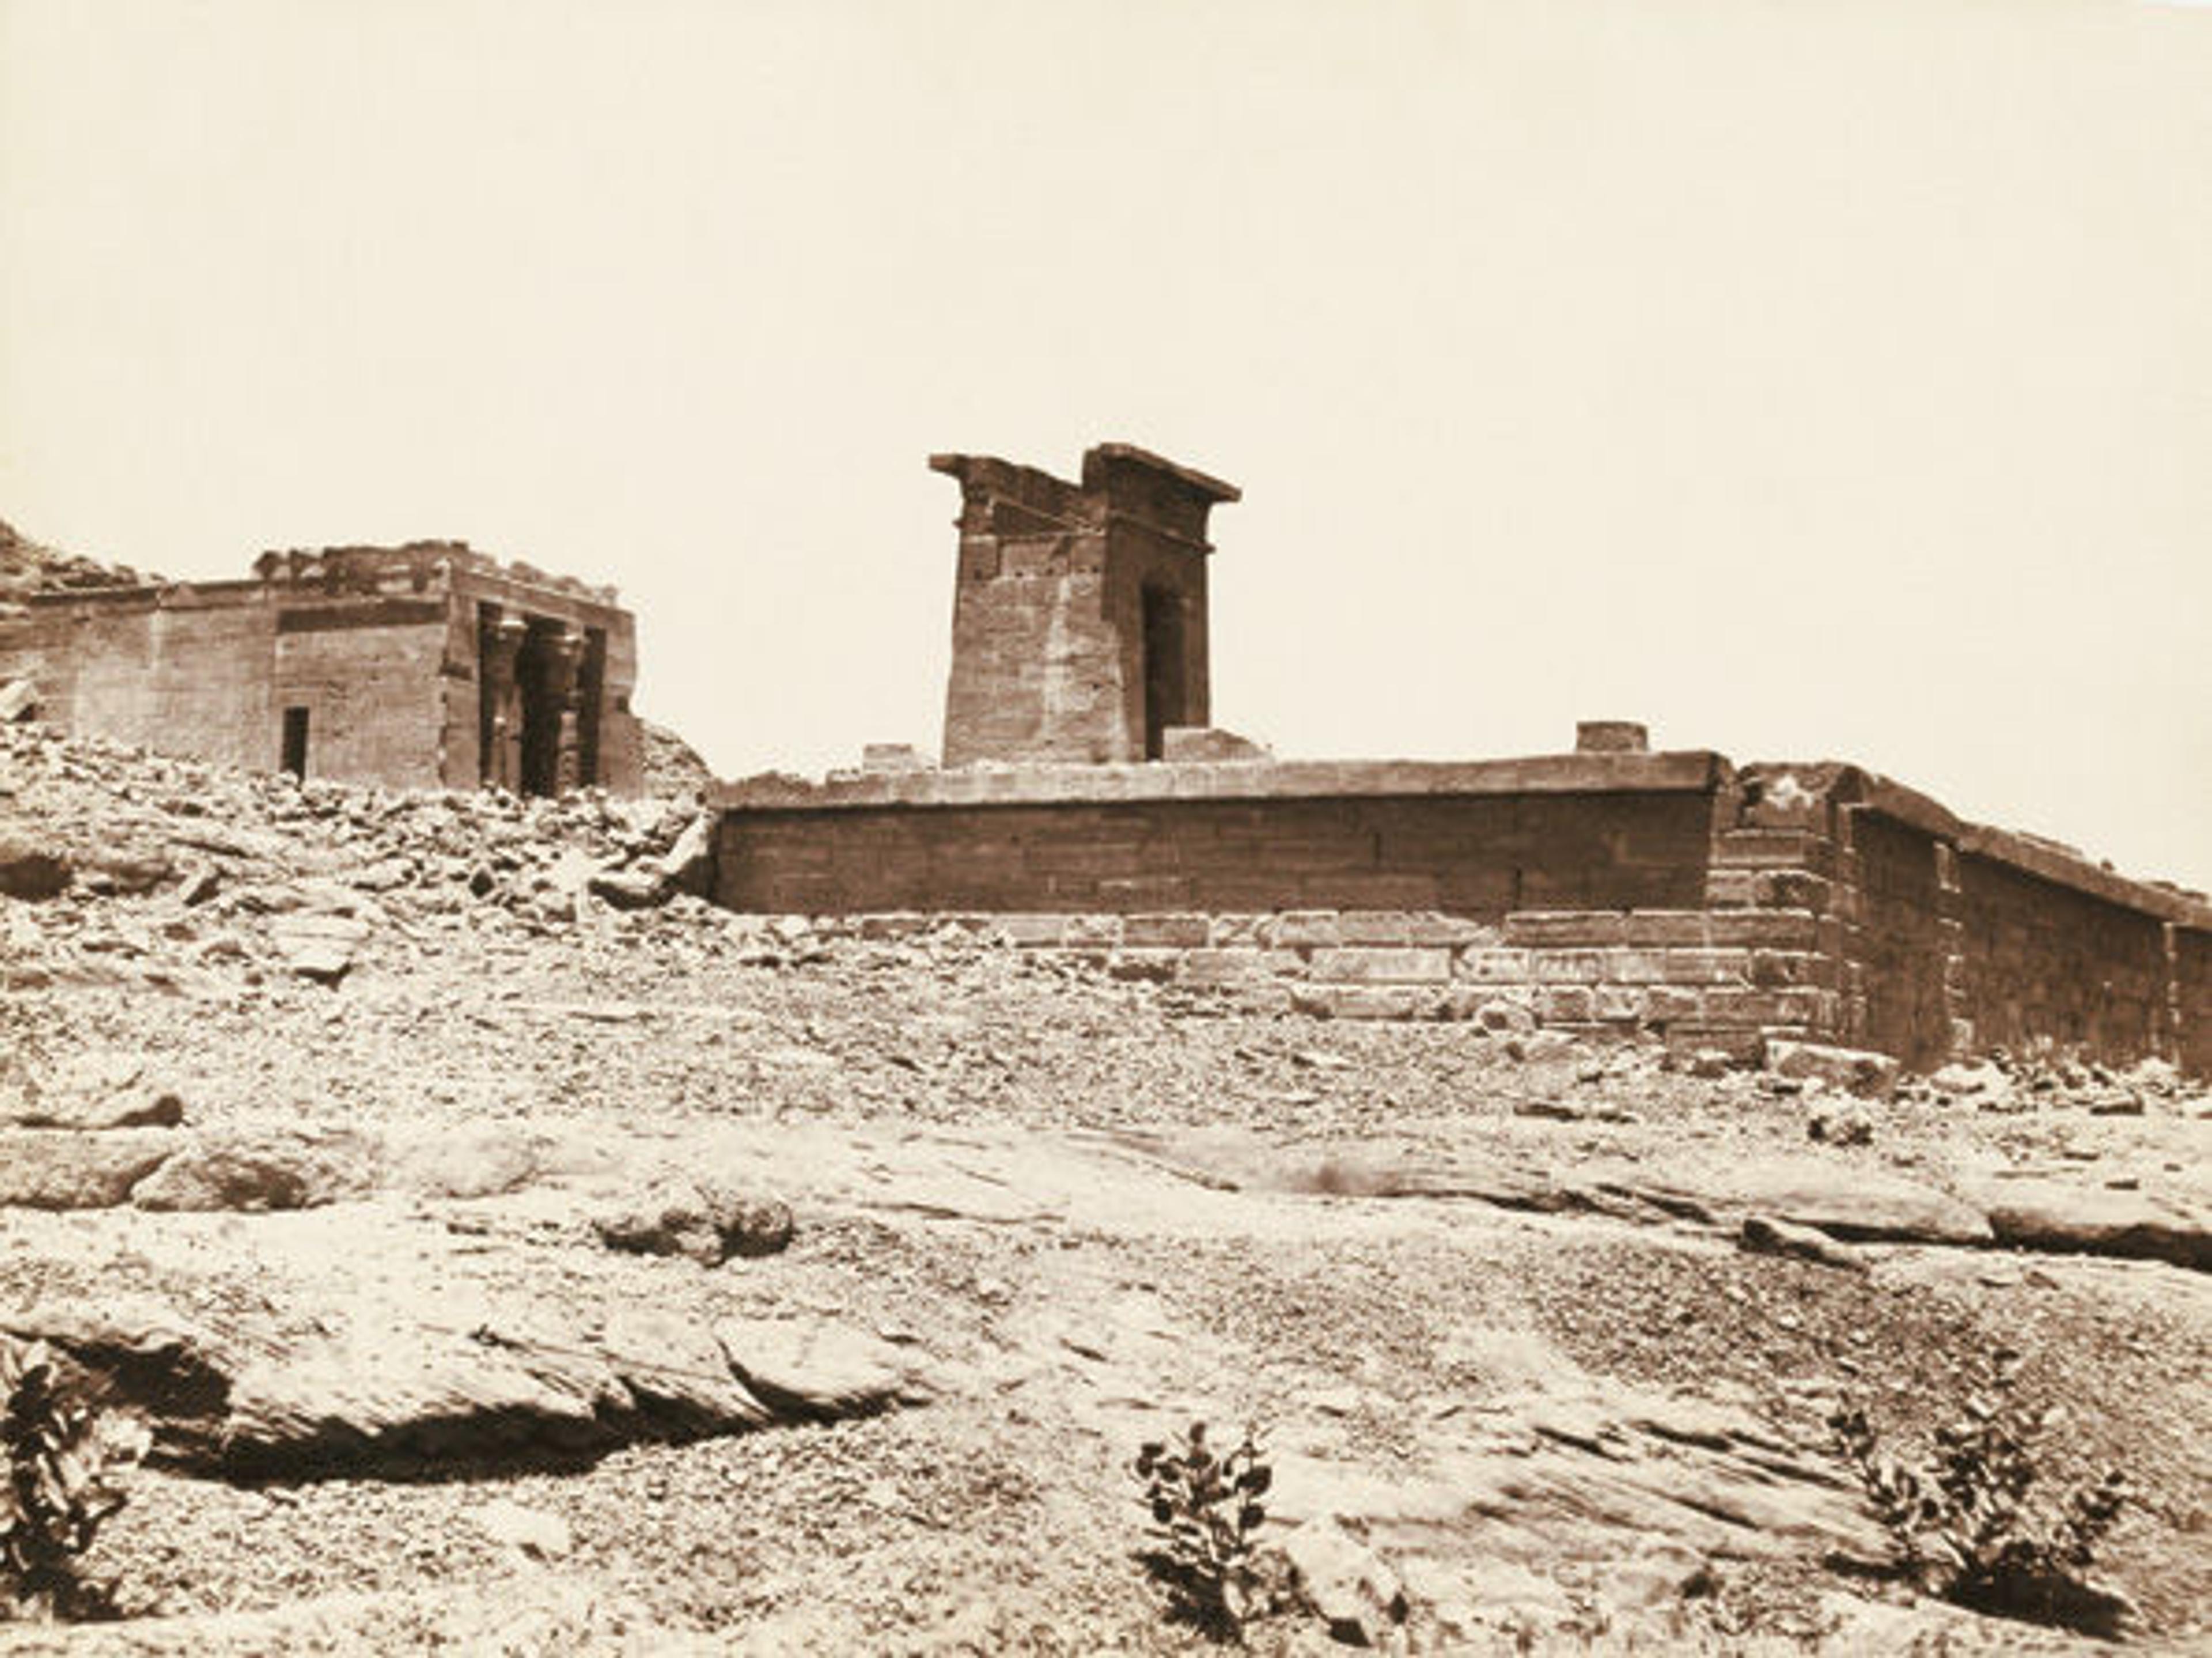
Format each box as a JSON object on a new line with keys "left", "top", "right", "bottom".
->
{"left": 543, "top": 630, "right": 586, "bottom": 795}
{"left": 481, "top": 616, "right": 528, "bottom": 792}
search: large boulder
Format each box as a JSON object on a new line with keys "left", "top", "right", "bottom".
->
{"left": 9, "top": 1296, "right": 908, "bottom": 1479}
{"left": 657, "top": 814, "right": 717, "bottom": 898}
{"left": 268, "top": 911, "right": 370, "bottom": 985}
{"left": 714, "top": 1317, "right": 934, "bottom": 1418}
{"left": 130, "top": 1131, "right": 378, "bottom": 1212}
{"left": 1278, "top": 1517, "right": 1410, "bottom": 1648}
{"left": 2, "top": 1053, "right": 185, "bottom": 1131}
{"left": 1764, "top": 1039, "right": 1900, "bottom": 1099}
{"left": 1627, "top": 1155, "right": 1993, "bottom": 1247}
{"left": 0, "top": 1128, "right": 179, "bottom": 1208}
{"left": 0, "top": 832, "right": 70, "bottom": 899}
{"left": 586, "top": 863, "right": 665, "bottom": 911}
{"left": 1967, "top": 1179, "right": 2210, "bottom": 1271}
{"left": 591, "top": 1179, "right": 793, "bottom": 1265}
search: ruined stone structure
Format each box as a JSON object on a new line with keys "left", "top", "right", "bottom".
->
{"left": 0, "top": 542, "right": 639, "bottom": 794}
{"left": 710, "top": 441, "right": 2211, "bottom": 1074}
{"left": 935, "top": 444, "right": 1239, "bottom": 766}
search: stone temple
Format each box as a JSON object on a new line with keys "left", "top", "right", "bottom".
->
{"left": 711, "top": 441, "right": 2211, "bottom": 1075}
{"left": 0, "top": 540, "right": 639, "bottom": 795}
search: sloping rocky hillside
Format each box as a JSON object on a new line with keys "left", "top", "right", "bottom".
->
{"left": 0, "top": 518, "right": 150, "bottom": 614}
{"left": 1, "top": 721, "right": 2207, "bottom": 1655}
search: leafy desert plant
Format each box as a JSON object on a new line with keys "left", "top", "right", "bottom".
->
{"left": 1134, "top": 1421, "right": 1274, "bottom": 1641}
{"left": 2, "top": 1336, "right": 151, "bottom": 1622}
{"left": 1830, "top": 1349, "right": 2129, "bottom": 1634}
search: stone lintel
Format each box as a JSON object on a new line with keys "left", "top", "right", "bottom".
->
{"left": 1081, "top": 442, "right": 1241, "bottom": 504}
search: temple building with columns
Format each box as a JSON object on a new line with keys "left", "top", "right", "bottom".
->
{"left": 0, "top": 540, "right": 640, "bottom": 795}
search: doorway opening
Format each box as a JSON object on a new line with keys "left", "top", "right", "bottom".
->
{"left": 280, "top": 706, "right": 310, "bottom": 780}
{"left": 516, "top": 620, "right": 564, "bottom": 798}
{"left": 1140, "top": 584, "right": 1186, "bottom": 760}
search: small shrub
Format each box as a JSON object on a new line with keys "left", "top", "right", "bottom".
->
{"left": 1830, "top": 1349, "right": 2129, "bottom": 1634}
{"left": 2, "top": 1336, "right": 151, "bottom": 1622}
{"left": 1134, "top": 1421, "right": 1274, "bottom": 1641}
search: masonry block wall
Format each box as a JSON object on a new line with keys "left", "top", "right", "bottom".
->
{"left": 712, "top": 752, "right": 2211, "bottom": 1073}
{"left": 0, "top": 542, "right": 640, "bottom": 795}
{"left": 272, "top": 601, "right": 453, "bottom": 788}
{"left": 2, "top": 592, "right": 279, "bottom": 774}
{"left": 935, "top": 444, "right": 1238, "bottom": 767}
{"left": 715, "top": 790, "right": 1717, "bottom": 917}
{"left": 2177, "top": 926, "right": 2212, "bottom": 1077}
{"left": 1952, "top": 850, "right": 2170, "bottom": 1060}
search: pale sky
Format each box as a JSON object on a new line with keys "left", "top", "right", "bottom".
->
{"left": 3, "top": 0, "right": 2207, "bottom": 890}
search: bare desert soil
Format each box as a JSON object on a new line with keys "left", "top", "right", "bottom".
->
{"left": 2, "top": 724, "right": 2208, "bottom": 1655}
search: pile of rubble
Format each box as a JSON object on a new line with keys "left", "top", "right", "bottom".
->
{"left": 0, "top": 516, "right": 152, "bottom": 614}
{"left": 1902, "top": 1049, "right": 2192, "bottom": 1117}
{"left": 0, "top": 721, "right": 718, "bottom": 991}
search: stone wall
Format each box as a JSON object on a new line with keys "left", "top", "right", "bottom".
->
{"left": 712, "top": 751, "right": 2211, "bottom": 1073}
{"left": 1953, "top": 846, "right": 2172, "bottom": 1061}
{"left": 11, "top": 592, "right": 275, "bottom": 773}
{"left": 272, "top": 600, "right": 452, "bottom": 788}
{"left": 1835, "top": 809, "right": 1954, "bottom": 1068}
{"left": 796, "top": 906, "right": 1825, "bottom": 1030}
{"left": 714, "top": 753, "right": 1724, "bottom": 915}
{"left": 715, "top": 791, "right": 1720, "bottom": 918}
{"left": 2176, "top": 925, "right": 2212, "bottom": 1078}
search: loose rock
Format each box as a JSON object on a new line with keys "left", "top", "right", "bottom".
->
{"left": 1278, "top": 1517, "right": 1410, "bottom": 1648}
{"left": 592, "top": 1179, "right": 794, "bottom": 1264}
{"left": 131, "top": 1131, "right": 378, "bottom": 1212}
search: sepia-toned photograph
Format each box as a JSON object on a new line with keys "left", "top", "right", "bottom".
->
{"left": 2, "top": 2, "right": 2206, "bottom": 1652}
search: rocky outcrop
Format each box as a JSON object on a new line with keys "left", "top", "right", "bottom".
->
{"left": 3, "top": 1298, "right": 935, "bottom": 1480}
{"left": 130, "top": 1131, "right": 379, "bottom": 1213}
{"left": 0, "top": 1129, "right": 183, "bottom": 1209}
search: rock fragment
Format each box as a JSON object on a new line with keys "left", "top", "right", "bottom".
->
{"left": 1278, "top": 1517, "right": 1410, "bottom": 1648}
{"left": 591, "top": 1179, "right": 794, "bottom": 1264}
{"left": 1738, "top": 1214, "right": 1868, "bottom": 1272}
{"left": 469, "top": 1498, "right": 573, "bottom": 1561}
{"left": 0, "top": 1128, "right": 180, "bottom": 1208}
{"left": 0, "top": 833, "right": 71, "bottom": 899}
{"left": 131, "top": 1131, "right": 377, "bottom": 1212}
{"left": 1764, "top": 1039, "right": 1899, "bottom": 1099}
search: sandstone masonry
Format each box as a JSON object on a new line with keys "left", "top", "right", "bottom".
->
{"left": 0, "top": 542, "right": 640, "bottom": 794}
{"left": 935, "top": 444, "right": 1239, "bottom": 766}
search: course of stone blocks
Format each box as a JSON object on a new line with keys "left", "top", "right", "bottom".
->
{"left": 0, "top": 542, "right": 640, "bottom": 795}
